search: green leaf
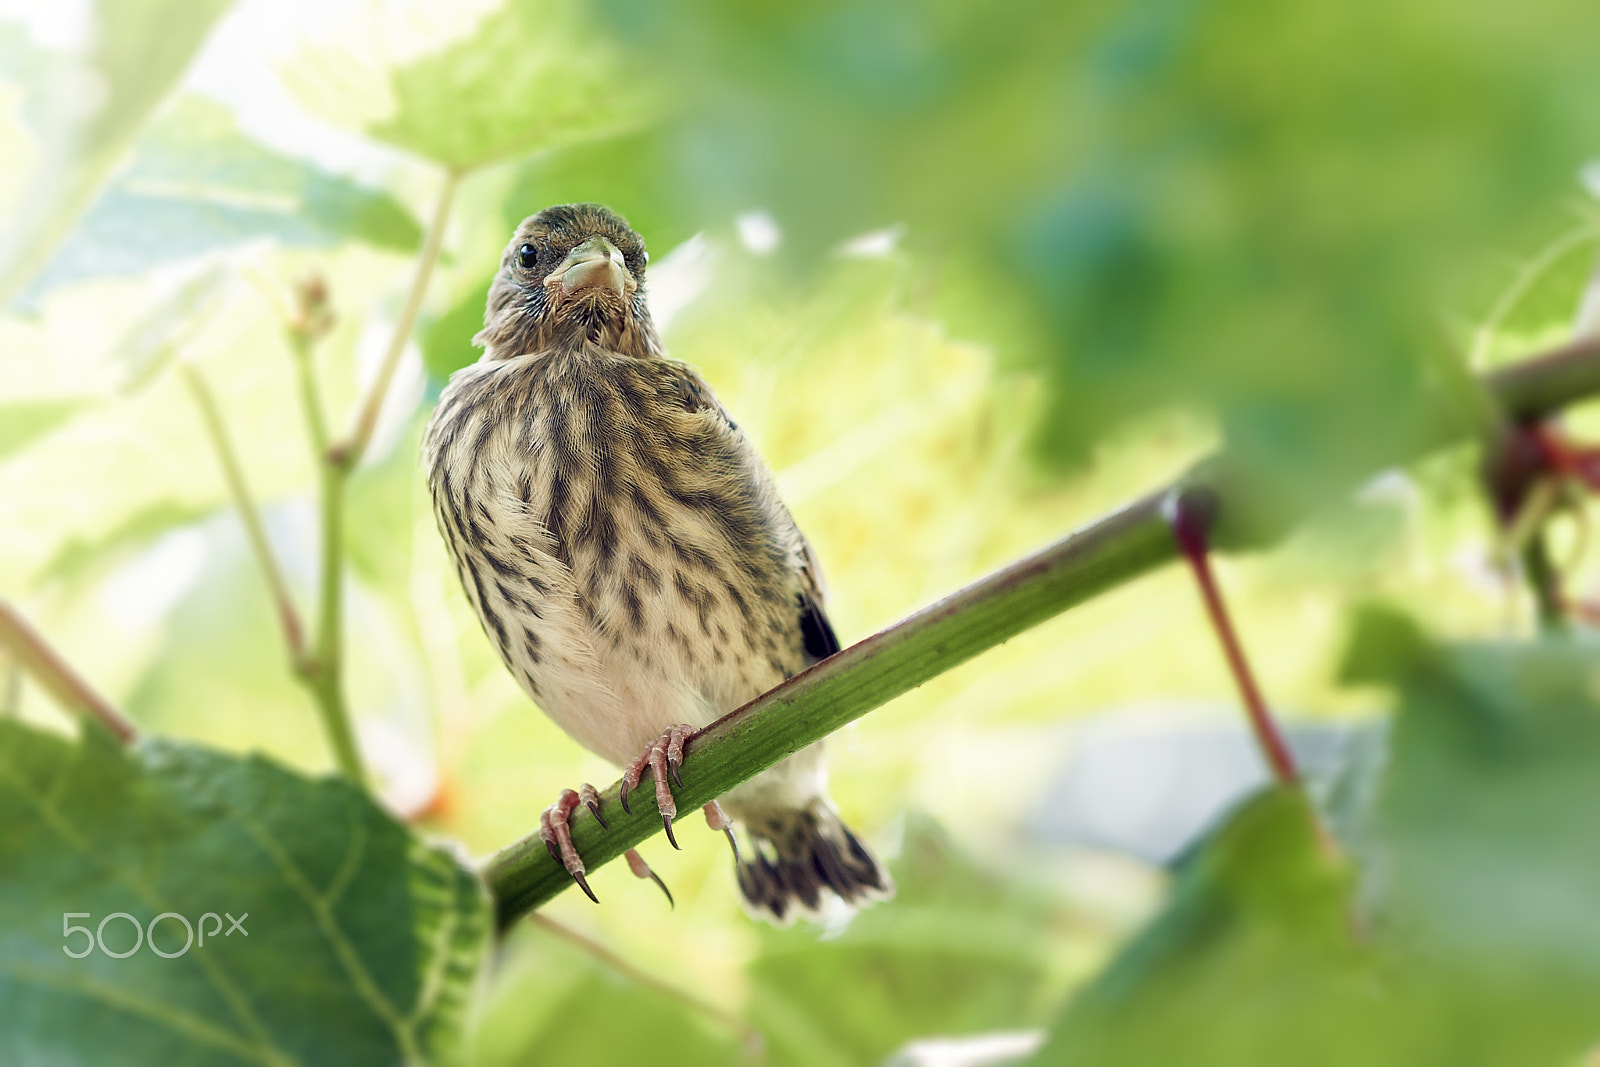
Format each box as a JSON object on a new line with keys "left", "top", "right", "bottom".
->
{"left": 1035, "top": 611, "right": 1600, "bottom": 1065}
{"left": 0, "top": 719, "right": 490, "bottom": 1065}
{"left": 421, "top": 283, "right": 489, "bottom": 382}
{"left": 24, "top": 97, "right": 421, "bottom": 300}
{"left": 1033, "top": 789, "right": 1367, "bottom": 1066}
{"left": 0, "top": 399, "right": 86, "bottom": 462}
{"left": 287, "top": 0, "right": 648, "bottom": 172}
{"left": 345, "top": 413, "right": 423, "bottom": 602}
{"left": 1344, "top": 608, "right": 1600, "bottom": 1062}
{"left": 30, "top": 501, "right": 215, "bottom": 589}
{"left": 0, "top": 0, "right": 232, "bottom": 302}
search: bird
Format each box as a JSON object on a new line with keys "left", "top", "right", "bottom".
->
{"left": 422, "top": 202, "right": 891, "bottom": 923}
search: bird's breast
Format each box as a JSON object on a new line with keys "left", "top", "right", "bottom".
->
{"left": 424, "top": 349, "right": 807, "bottom": 753}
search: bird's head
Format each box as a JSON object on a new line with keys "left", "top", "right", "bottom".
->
{"left": 475, "top": 203, "right": 662, "bottom": 360}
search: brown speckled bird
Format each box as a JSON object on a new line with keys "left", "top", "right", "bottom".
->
{"left": 422, "top": 203, "right": 890, "bottom": 922}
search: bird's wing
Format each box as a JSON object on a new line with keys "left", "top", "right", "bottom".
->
{"left": 673, "top": 360, "right": 844, "bottom": 667}
{"left": 794, "top": 527, "right": 842, "bottom": 663}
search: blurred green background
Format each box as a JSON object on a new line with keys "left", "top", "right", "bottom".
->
{"left": 3, "top": 0, "right": 1600, "bottom": 1063}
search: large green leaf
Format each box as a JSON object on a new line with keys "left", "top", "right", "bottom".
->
{"left": 287, "top": 0, "right": 647, "bottom": 172}
{"left": 24, "top": 96, "right": 421, "bottom": 300}
{"left": 0, "top": 719, "right": 490, "bottom": 1065}
{"left": 0, "top": 0, "right": 232, "bottom": 302}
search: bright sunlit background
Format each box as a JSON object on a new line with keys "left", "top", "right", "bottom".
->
{"left": 3, "top": 1, "right": 1600, "bottom": 1063}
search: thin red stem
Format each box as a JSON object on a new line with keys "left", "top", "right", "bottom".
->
{"left": 0, "top": 601, "right": 138, "bottom": 744}
{"left": 1165, "top": 490, "right": 1301, "bottom": 788}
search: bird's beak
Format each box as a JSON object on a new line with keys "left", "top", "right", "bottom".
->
{"left": 550, "top": 235, "right": 634, "bottom": 300}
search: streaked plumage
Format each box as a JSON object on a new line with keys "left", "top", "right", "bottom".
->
{"left": 422, "top": 203, "right": 889, "bottom": 922}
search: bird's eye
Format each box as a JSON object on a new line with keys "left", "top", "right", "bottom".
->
{"left": 518, "top": 244, "right": 539, "bottom": 270}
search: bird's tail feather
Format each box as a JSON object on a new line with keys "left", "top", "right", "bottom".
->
{"left": 734, "top": 803, "right": 892, "bottom": 925}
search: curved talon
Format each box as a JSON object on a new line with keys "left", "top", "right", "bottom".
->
{"left": 706, "top": 806, "right": 740, "bottom": 861}
{"left": 620, "top": 758, "right": 647, "bottom": 815}
{"left": 626, "top": 848, "right": 675, "bottom": 908}
{"left": 580, "top": 782, "right": 608, "bottom": 829}
{"left": 704, "top": 801, "right": 740, "bottom": 861}
{"left": 646, "top": 869, "right": 674, "bottom": 907}
{"left": 541, "top": 789, "right": 600, "bottom": 904}
{"left": 540, "top": 810, "right": 562, "bottom": 864}
{"left": 646, "top": 742, "right": 681, "bottom": 850}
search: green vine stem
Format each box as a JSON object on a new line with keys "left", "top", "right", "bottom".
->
{"left": 182, "top": 364, "right": 311, "bottom": 671}
{"left": 195, "top": 162, "right": 459, "bottom": 784}
{"left": 274, "top": 276, "right": 365, "bottom": 785}
{"left": 283, "top": 166, "right": 458, "bottom": 784}
{"left": 483, "top": 331, "right": 1600, "bottom": 927}
{"left": 330, "top": 167, "right": 459, "bottom": 471}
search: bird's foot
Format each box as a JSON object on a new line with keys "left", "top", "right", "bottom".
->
{"left": 620, "top": 724, "right": 695, "bottom": 848}
{"left": 540, "top": 783, "right": 673, "bottom": 906}
{"left": 541, "top": 787, "right": 600, "bottom": 903}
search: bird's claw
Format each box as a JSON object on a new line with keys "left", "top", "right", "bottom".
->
{"left": 704, "top": 800, "right": 740, "bottom": 861}
{"left": 540, "top": 789, "right": 600, "bottom": 904}
{"left": 579, "top": 781, "right": 608, "bottom": 829}
{"left": 622, "top": 724, "right": 693, "bottom": 851}
{"left": 626, "top": 848, "right": 675, "bottom": 908}
{"left": 541, "top": 727, "right": 710, "bottom": 903}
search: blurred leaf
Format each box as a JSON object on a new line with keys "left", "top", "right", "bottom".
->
{"left": 497, "top": 130, "right": 698, "bottom": 251}
{"left": 24, "top": 97, "right": 421, "bottom": 301}
{"left": 748, "top": 814, "right": 1073, "bottom": 1066}
{"left": 1343, "top": 607, "right": 1600, "bottom": 1062}
{"left": 31, "top": 501, "right": 213, "bottom": 589}
{"left": 288, "top": 0, "right": 648, "bottom": 172}
{"left": 1035, "top": 611, "right": 1600, "bottom": 1065}
{"left": 0, "top": 400, "right": 86, "bottom": 461}
{"left": 0, "top": 0, "right": 232, "bottom": 302}
{"left": 345, "top": 414, "right": 422, "bottom": 604}
{"left": 596, "top": 0, "right": 1600, "bottom": 486}
{"left": 469, "top": 921, "right": 745, "bottom": 1067}
{"left": 114, "top": 265, "right": 236, "bottom": 393}
{"left": 421, "top": 284, "right": 487, "bottom": 382}
{"left": 0, "top": 718, "right": 489, "bottom": 1065}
